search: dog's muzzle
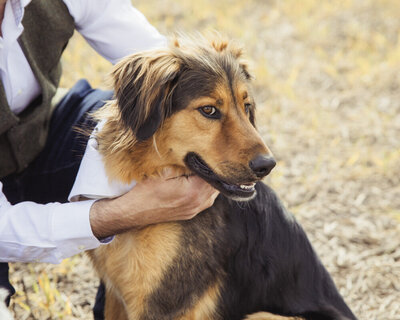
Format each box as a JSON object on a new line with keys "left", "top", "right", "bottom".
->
{"left": 185, "top": 152, "right": 275, "bottom": 201}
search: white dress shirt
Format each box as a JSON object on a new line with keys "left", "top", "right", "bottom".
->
{"left": 69, "top": 122, "right": 136, "bottom": 202}
{"left": 0, "top": 0, "right": 165, "bottom": 263}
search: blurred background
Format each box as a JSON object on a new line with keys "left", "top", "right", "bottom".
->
{"left": 10, "top": 0, "right": 400, "bottom": 319}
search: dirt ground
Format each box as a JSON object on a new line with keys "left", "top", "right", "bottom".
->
{"left": 8, "top": 0, "right": 400, "bottom": 319}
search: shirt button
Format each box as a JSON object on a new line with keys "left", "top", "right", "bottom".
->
{"left": 17, "top": 89, "right": 23, "bottom": 95}
{"left": 89, "top": 137, "right": 99, "bottom": 150}
{"left": 78, "top": 245, "right": 85, "bottom": 250}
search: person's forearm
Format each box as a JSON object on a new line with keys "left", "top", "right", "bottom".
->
{"left": 89, "top": 172, "right": 220, "bottom": 239}
{"left": 0, "top": 199, "right": 101, "bottom": 263}
{"left": 90, "top": 197, "right": 132, "bottom": 239}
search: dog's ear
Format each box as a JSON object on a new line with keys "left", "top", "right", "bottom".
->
{"left": 231, "top": 46, "right": 257, "bottom": 127}
{"left": 112, "top": 50, "right": 181, "bottom": 141}
{"left": 233, "top": 56, "right": 257, "bottom": 127}
{"left": 218, "top": 39, "right": 256, "bottom": 127}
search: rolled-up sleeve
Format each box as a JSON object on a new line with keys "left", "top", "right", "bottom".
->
{"left": 0, "top": 184, "right": 102, "bottom": 264}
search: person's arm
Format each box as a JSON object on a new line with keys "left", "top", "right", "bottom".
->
{"left": 90, "top": 170, "right": 219, "bottom": 238}
{"left": 0, "top": 182, "right": 99, "bottom": 263}
{"left": 63, "top": 0, "right": 167, "bottom": 64}
{"left": 0, "top": 176, "right": 218, "bottom": 263}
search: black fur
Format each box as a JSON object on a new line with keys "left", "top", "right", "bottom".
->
{"left": 114, "top": 57, "right": 181, "bottom": 141}
{"left": 146, "top": 183, "right": 357, "bottom": 320}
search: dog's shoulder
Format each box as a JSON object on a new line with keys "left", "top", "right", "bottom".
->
{"left": 217, "top": 183, "right": 356, "bottom": 320}
{"left": 217, "top": 182, "right": 306, "bottom": 256}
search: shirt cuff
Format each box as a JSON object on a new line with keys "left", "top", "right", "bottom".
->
{"left": 50, "top": 200, "right": 110, "bottom": 261}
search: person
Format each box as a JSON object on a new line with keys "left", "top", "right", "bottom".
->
{"left": 0, "top": 0, "right": 219, "bottom": 318}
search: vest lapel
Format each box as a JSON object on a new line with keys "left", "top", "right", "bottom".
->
{"left": 0, "top": 0, "right": 74, "bottom": 178}
{"left": 0, "top": 80, "right": 19, "bottom": 135}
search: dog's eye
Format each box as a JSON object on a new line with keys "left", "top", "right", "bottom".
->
{"left": 201, "top": 106, "right": 216, "bottom": 115}
{"left": 244, "top": 103, "right": 252, "bottom": 114}
{"left": 198, "top": 106, "right": 220, "bottom": 119}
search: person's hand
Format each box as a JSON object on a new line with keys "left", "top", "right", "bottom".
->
{"left": 89, "top": 169, "right": 219, "bottom": 239}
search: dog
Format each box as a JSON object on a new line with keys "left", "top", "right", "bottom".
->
{"left": 88, "top": 35, "right": 357, "bottom": 320}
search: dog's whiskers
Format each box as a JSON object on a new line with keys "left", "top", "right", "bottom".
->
{"left": 153, "top": 135, "right": 162, "bottom": 159}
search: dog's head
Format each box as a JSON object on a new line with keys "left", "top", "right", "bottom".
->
{"left": 111, "top": 35, "right": 275, "bottom": 201}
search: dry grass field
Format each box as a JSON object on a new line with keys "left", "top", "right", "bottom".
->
{"left": 8, "top": 0, "right": 400, "bottom": 319}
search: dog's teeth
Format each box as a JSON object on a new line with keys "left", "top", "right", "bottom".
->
{"left": 239, "top": 183, "right": 255, "bottom": 190}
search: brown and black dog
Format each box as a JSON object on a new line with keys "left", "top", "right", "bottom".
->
{"left": 88, "top": 36, "right": 357, "bottom": 320}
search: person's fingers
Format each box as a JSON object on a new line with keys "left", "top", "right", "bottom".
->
{"left": 211, "top": 190, "right": 219, "bottom": 200}
{"left": 198, "top": 190, "right": 219, "bottom": 210}
{"left": 186, "top": 174, "right": 211, "bottom": 190}
{"left": 158, "top": 169, "right": 212, "bottom": 193}
{"left": 185, "top": 176, "right": 219, "bottom": 210}
{"left": 160, "top": 167, "right": 181, "bottom": 180}
{"left": 160, "top": 167, "right": 195, "bottom": 181}
{"left": 201, "top": 181, "right": 219, "bottom": 198}
{"left": 200, "top": 187, "right": 218, "bottom": 204}
{"left": 189, "top": 176, "right": 219, "bottom": 199}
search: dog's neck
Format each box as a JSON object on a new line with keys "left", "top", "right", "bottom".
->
{"left": 94, "top": 103, "right": 189, "bottom": 184}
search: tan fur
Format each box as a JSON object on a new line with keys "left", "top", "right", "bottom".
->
{"left": 244, "top": 312, "right": 303, "bottom": 320}
{"left": 178, "top": 281, "right": 222, "bottom": 320}
{"left": 89, "top": 36, "right": 278, "bottom": 319}
{"left": 160, "top": 84, "right": 270, "bottom": 179}
{"left": 89, "top": 223, "right": 182, "bottom": 320}
{"left": 104, "top": 290, "right": 128, "bottom": 320}
{"left": 93, "top": 105, "right": 184, "bottom": 183}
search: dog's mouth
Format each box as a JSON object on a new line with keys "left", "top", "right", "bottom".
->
{"left": 184, "top": 152, "right": 257, "bottom": 201}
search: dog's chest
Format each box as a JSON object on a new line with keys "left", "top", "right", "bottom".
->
{"left": 91, "top": 199, "right": 231, "bottom": 319}
{"left": 141, "top": 202, "right": 230, "bottom": 319}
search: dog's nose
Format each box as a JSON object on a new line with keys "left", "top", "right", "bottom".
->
{"left": 249, "top": 155, "right": 276, "bottom": 178}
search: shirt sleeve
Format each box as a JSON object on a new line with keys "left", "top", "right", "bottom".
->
{"left": 0, "top": 183, "right": 103, "bottom": 264}
{"left": 69, "top": 121, "right": 137, "bottom": 202}
{"left": 63, "top": 0, "right": 167, "bottom": 64}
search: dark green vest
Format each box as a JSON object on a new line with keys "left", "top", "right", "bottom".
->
{"left": 0, "top": 0, "right": 74, "bottom": 178}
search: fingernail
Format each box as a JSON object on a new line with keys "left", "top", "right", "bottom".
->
{"left": 162, "top": 167, "right": 173, "bottom": 175}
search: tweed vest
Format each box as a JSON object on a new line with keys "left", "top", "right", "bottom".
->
{"left": 0, "top": 0, "right": 74, "bottom": 178}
